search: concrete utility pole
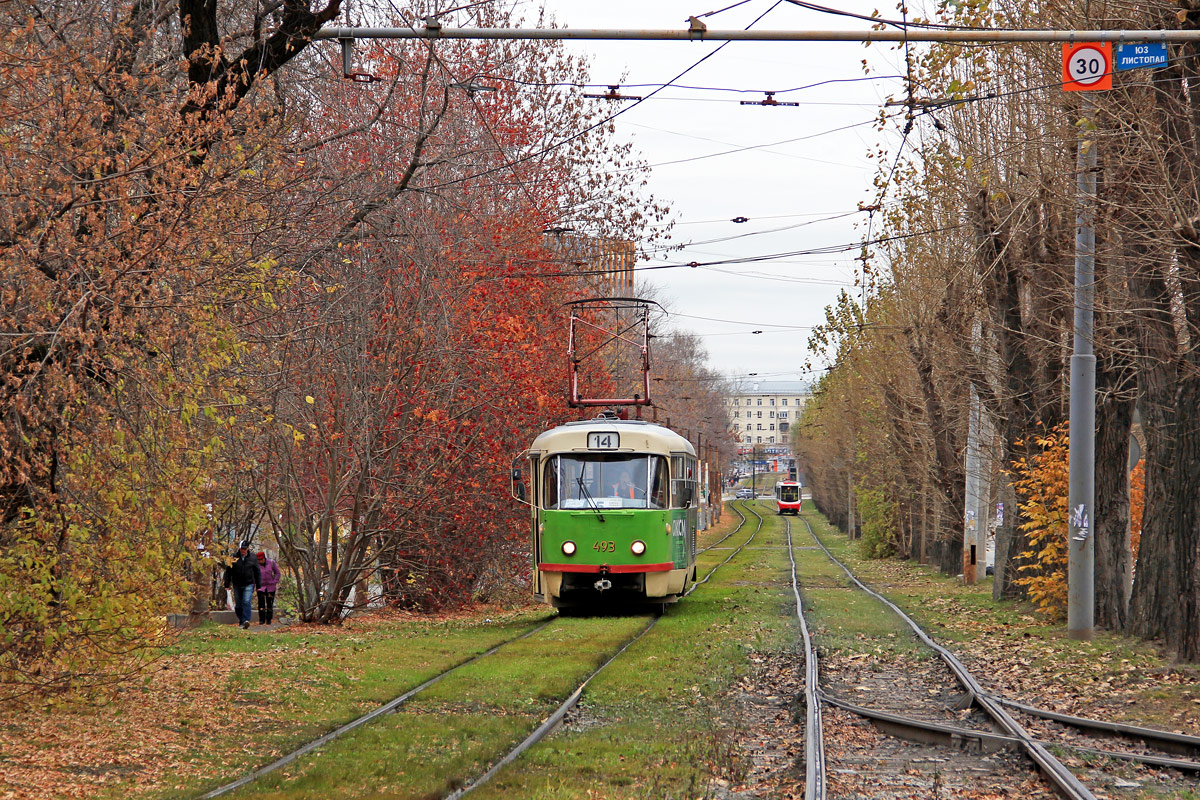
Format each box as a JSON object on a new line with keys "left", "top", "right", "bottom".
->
{"left": 847, "top": 466, "right": 854, "bottom": 538}
{"left": 976, "top": 404, "right": 993, "bottom": 579}
{"left": 963, "top": 388, "right": 983, "bottom": 584}
{"left": 1068, "top": 95, "right": 1097, "bottom": 640}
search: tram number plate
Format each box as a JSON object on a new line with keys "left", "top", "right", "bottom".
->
{"left": 592, "top": 540, "right": 615, "bottom": 552}
{"left": 587, "top": 432, "right": 619, "bottom": 450}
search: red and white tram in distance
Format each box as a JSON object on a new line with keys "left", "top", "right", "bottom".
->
{"left": 775, "top": 480, "right": 802, "bottom": 515}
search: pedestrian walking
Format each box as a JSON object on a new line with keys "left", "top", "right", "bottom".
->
{"left": 256, "top": 550, "right": 281, "bottom": 626}
{"left": 223, "top": 540, "right": 261, "bottom": 630}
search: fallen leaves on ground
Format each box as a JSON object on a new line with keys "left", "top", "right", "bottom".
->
{"left": 0, "top": 605, "right": 521, "bottom": 800}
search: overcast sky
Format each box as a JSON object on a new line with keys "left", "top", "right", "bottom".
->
{"left": 526, "top": 0, "right": 911, "bottom": 382}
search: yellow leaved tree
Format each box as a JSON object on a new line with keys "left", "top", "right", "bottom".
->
{"left": 1012, "top": 423, "right": 1071, "bottom": 619}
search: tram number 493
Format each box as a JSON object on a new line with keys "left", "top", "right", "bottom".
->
{"left": 592, "top": 540, "right": 615, "bottom": 552}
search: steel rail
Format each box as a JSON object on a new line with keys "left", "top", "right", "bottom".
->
{"left": 447, "top": 500, "right": 764, "bottom": 798}
{"left": 784, "top": 517, "right": 826, "bottom": 800}
{"left": 823, "top": 694, "right": 1200, "bottom": 773}
{"left": 797, "top": 514, "right": 1098, "bottom": 800}
{"left": 1053, "top": 742, "right": 1200, "bottom": 773}
{"left": 821, "top": 693, "right": 1020, "bottom": 753}
{"left": 689, "top": 499, "right": 763, "bottom": 593}
{"left": 995, "top": 696, "right": 1200, "bottom": 758}
{"left": 444, "top": 617, "right": 660, "bottom": 800}
{"left": 314, "top": 25, "right": 1200, "bottom": 44}
{"left": 196, "top": 617, "right": 555, "bottom": 799}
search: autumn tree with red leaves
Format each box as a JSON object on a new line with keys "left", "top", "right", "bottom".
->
{"left": 219, "top": 7, "right": 667, "bottom": 620}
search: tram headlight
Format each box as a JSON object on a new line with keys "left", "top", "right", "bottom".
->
{"left": 561, "top": 540, "right": 576, "bottom": 556}
{"left": 631, "top": 540, "right": 646, "bottom": 556}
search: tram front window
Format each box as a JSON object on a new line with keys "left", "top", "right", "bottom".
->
{"left": 779, "top": 485, "right": 800, "bottom": 503}
{"left": 543, "top": 454, "right": 668, "bottom": 510}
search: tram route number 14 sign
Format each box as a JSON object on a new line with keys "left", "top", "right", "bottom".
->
{"left": 1062, "top": 42, "right": 1112, "bottom": 91}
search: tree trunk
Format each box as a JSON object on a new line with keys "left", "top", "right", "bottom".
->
{"left": 1094, "top": 373, "right": 1133, "bottom": 630}
{"left": 1128, "top": 373, "right": 1200, "bottom": 659}
{"left": 919, "top": 482, "right": 930, "bottom": 565}
{"left": 1124, "top": 41, "right": 1200, "bottom": 660}
{"left": 905, "top": 332, "right": 965, "bottom": 574}
{"left": 992, "top": 480, "right": 1018, "bottom": 601}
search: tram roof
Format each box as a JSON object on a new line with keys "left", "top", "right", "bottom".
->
{"left": 529, "top": 417, "right": 696, "bottom": 456}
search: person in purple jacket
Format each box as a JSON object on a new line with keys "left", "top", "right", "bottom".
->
{"left": 255, "top": 550, "right": 281, "bottom": 626}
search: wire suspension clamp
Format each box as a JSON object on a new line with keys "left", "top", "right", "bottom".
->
{"left": 739, "top": 91, "right": 799, "bottom": 107}
{"left": 582, "top": 85, "right": 644, "bottom": 101}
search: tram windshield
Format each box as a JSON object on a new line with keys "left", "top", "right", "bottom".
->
{"left": 778, "top": 484, "right": 800, "bottom": 503}
{"left": 543, "top": 454, "right": 669, "bottom": 510}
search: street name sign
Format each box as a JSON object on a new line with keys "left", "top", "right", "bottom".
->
{"left": 1116, "top": 42, "right": 1168, "bottom": 70}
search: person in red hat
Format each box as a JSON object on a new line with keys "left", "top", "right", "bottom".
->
{"left": 256, "top": 550, "right": 281, "bottom": 626}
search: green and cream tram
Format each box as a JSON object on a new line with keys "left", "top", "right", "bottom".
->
{"left": 515, "top": 414, "right": 699, "bottom": 610}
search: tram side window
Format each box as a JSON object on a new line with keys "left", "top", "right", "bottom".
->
{"left": 670, "top": 454, "right": 697, "bottom": 508}
{"left": 542, "top": 457, "right": 559, "bottom": 509}
{"left": 650, "top": 457, "right": 669, "bottom": 509}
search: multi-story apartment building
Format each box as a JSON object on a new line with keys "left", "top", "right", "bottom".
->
{"left": 723, "top": 379, "right": 810, "bottom": 453}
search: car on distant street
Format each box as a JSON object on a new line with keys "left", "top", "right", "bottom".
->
{"left": 735, "top": 487, "right": 754, "bottom": 499}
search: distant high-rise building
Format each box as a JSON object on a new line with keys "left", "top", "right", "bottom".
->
{"left": 545, "top": 233, "right": 635, "bottom": 296}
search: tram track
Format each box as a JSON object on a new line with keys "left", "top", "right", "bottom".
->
{"left": 196, "top": 618, "right": 556, "bottom": 799}
{"left": 791, "top": 510, "right": 1200, "bottom": 799}
{"left": 198, "top": 503, "right": 1200, "bottom": 800}
{"left": 446, "top": 500, "right": 766, "bottom": 798}
{"left": 196, "top": 502, "right": 762, "bottom": 800}
{"left": 784, "top": 515, "right": 826, "bottom": 799}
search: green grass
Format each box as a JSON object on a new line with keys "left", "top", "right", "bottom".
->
{"left": 107, "top": 507, "right": 775, "bottom": 800}
{"left": 122, "top": 610, "right": 553, "bottom": 800}
{"left": 466, "top": 501, "right": 800, "bottom": 800}
{"left": 203, "top": 519, "right": 812, "bottom": 800}
{"left": 221, "top": 615, "right": 653, "bottom": 800}
{"left": 788, "top": 517, "right": 928, "bottom": 662}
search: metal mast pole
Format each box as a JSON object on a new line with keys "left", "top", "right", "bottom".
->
{"left": 315, "top": 26, "right": 1200, "bottom": 43}
{"left": 1068, "top": 94, "right": 1097, "bottom": 640}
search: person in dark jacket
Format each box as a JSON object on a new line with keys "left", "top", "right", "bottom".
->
{"left": 255, "top": 550, "right": 281, "bottom": 626}
{"left": 224, "top": 540, "right": 261, "bottom": 629}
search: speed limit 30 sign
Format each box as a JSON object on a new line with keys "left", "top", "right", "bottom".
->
{"left": 1062, "top": 42, "right": 1113, "bottom": 91}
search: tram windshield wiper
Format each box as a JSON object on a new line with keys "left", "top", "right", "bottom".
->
{"left": 577, "top": 470, "right": 605, "bottom": 523}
